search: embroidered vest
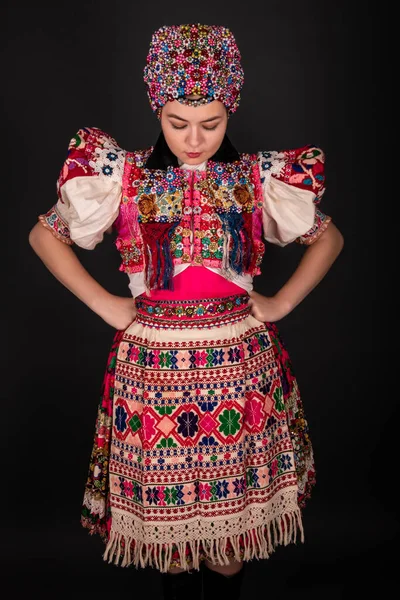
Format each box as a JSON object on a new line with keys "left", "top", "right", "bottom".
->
{"left": 41, "top": 127, "right": 329, "bottom": 292}
{"left": 114, "top": 134, "right": 265, "bottom": 291}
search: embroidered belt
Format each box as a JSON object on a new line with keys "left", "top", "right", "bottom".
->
{"left": 135, "top": 293, "right": 250, "bottom": 329}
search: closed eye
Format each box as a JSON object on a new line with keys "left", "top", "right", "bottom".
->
{"left": 171, "top": 124, "right": 218, "bottom": 131}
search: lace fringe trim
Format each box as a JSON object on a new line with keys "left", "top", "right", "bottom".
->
{"left": 103, "top": 508, "right": 304, "bottom": 572}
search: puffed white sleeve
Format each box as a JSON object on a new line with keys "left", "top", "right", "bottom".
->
{"left": 257, "top": 145, "right": 331, "bottom": 246}
{"left": 38, "top": 126, "right": 126, "bottom": 250}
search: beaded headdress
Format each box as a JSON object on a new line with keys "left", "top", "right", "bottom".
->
{"left": 143, "top": 24, "right": 244, "bottom": 117}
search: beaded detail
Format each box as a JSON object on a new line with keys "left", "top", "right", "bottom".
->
{"left": 56, "top": 127, "right": 125, "bottom": 200}
{"left": 38, "top": 205, "right": 72, "bottom": 244}
{"left": 89, "top": 139, "right": 126, "bottom": 184}
{"left": 116, "top": 150, "right": 264, "bottom": 289}
{"left": 135, "top": 293, "right": 249, "bottom": 322}
{"left": 39, "top": 128, "right": 330, "bottom": 286}
{"left": 296, "top": 210, "right": 332, "bottom": 245}
{"left": 143, "top": 24, "right": 244, "bottom": 115}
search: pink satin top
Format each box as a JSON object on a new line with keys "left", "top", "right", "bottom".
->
{"left": 139, "top": 266, "right": 245, "bottom": 301}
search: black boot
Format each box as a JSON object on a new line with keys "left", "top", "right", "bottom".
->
{"left": 202, "top": 564, "right": 246, "bottom": 600}
{"left": 161, "top": 568, "right": 203, "bottom": 600}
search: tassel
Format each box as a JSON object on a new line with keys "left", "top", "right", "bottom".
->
{"left": 218, "top": 211, "right": 253, "bottom": 275}
{"left": 140, "top": 221, "right": 180, "bottom": 290}
{"left": 103, "top": 530, "right": 119, "bottom": 563}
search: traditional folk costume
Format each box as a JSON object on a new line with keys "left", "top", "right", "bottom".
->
{"left": 38, "top": 24, "right": 331, "bottom": 577}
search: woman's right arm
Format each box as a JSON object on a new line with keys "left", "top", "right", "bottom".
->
{"left": 29, "top": 222, "right": 136, "bottom": 330}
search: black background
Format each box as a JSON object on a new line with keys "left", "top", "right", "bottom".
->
{"left": 3, "top": 1, "right": 389, "bottom": 597}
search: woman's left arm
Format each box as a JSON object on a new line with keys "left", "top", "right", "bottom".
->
{"left": 248, "top": 222, "right": 344, "bottom": 322}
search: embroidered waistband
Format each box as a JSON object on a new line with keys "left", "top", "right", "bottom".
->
{"left": 135, "top": 293, "right": 250, "bottom": 329}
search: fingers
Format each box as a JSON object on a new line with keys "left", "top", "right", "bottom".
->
{"left": 249, "top": 307, "right": 259, "bottom": 320}
{"left": 249, "top": 290, "right": 261, "bottom": 299}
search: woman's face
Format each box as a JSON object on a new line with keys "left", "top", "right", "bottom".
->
{"left": 160, "top": 98, "right": 228, "bottom": 165}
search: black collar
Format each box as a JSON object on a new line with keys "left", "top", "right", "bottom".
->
{"left": 144, "top": 130, "right": 240, "bottom": 170}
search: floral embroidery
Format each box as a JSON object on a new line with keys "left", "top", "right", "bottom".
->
{"left": 143, "top": 24, "right": 244, "bottom": 115}
{"left": 114, "top": 151, "right": 263, "bottom": 286}
{"left": 89, "top": 138, "right": 126, "bottom": 184}
{"left": 115, "top": 237, "right": 143, "bottom": 273}
{"left": 137, "top": 194, "right": 159, "bottom": 221}
{"left": 40, "top": 128, "right": 329, "bottom": 286}
{"left": 258, "top": 144, "right": 330, "bottom": 246}
{"left": 297, "top": 210, "right": 332, "bottom": 245}
{"left": 38, "top": 206, "right": 72, "bottom": 244}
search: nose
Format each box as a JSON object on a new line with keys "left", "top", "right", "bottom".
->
{"left": 185, "top": 126, "right": 203, "bottom": 150}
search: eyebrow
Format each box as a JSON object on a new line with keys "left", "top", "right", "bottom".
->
{"left": 166, "top": 114, "right": 222, "bottom": 123}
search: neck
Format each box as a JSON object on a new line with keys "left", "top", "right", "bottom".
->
{"left": 178, "top": 157, "right": 208, "bottom": 170}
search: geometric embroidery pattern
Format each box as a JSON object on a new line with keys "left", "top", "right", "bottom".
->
{"left": 79, "top": 295, "right": 316, "bottom": 571}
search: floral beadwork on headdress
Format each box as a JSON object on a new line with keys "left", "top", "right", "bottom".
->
{"left": 143, "top": 24, "right": 244, "bottom": 115}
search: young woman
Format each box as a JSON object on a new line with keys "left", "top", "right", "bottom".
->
{"left": 29, "top": 23, "right": 344, "bottom": 600}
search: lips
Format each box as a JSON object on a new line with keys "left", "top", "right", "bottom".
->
{"left": 186, "top": 152, "right": 201, "bottom": 158}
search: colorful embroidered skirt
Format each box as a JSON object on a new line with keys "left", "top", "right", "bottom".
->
{"left": 81, "top": 293, "right": 316, "bottom": 572}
